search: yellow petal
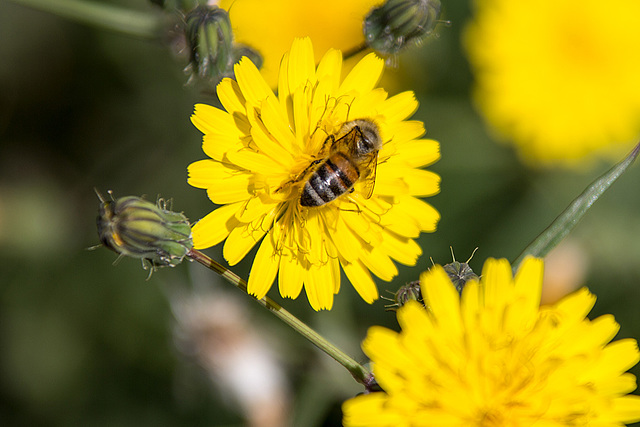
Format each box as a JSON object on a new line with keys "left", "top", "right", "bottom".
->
{"left": 600, "top": 339, "right": 640, "bottom": 374}
{"left": 512, "top": 256, "right": 544, "bottom": 325}
{"left": 278, "top": 248, "right": 305, "bottom": 299}
{"left": 611, "top": 395, "right": 640, "bottom": 423}
{"left": 260, "top": 95, "right": 299, "bottom": 156}
{"left": 400, "top": 169, "right": 441, "bottom": 196}
{"left": 188, "top": 160, "right": 253, "bottom": 204}
{"left": 348, "top": 88, "right": 389, "bottom": 120}
{"left": 191, "top": 203, "right": 241, "bottom": 249}
{"left": 216, "top": 78, "right": 246, "bottom": 117}
{"left": 223, "top": 222, "right": 267, "bottom": 265}
{"left": 343, "top": 392, "right": 402, "bottom": 427}
{"left": 293, "top": 85, "right": 314, "bottom": 150}
{"left": 339, "top": 52, "right": 384, "bottom": 95}
{"left": 380, "top": 232, "right": 422, "bottom": 266}
{"left": 316, "top": 48, "right": 342, "bottom": 94}
{"left": 376, "top": 203, "right": 421, "bottom": 238}
{"left": 201, "top": 134, "right": 244, "bottom": 161}
{"left": 329, "top": 215, "right": 363, "bottom": 263}
{"left": 481, "top": 258, "right": 514, "bottom": 311}
{"left": 420, "top": 267, "right": 463, "bottom": 336}
{"left": 287, "top": 38, "right": 316, "bottom": 94}
{"left": 360, "top": 246, "right": 398, "bottom": 281}
{"left": 388, "top": 120, "right": 426, "bottom": 142}
{"left": 191, "top": 104, "right": 241, "bottom": 137}
{"left": 342, "top": 259, "right": 379, "bottom": 303}
{"left": 386, "top": 138, "right": 440, "bottom": 168}
{"left": 226, "top": 149, "right": 283, "bottom": 176}
{"left": 361, "top": 326, "right": 404, "bottom": 368}
{"left": 248, "top": 100, "right": 296, "bottom": 165}
{"left": 304, "top": 261, "right": 335, "bottom": 311}
{"left": 247, "top": 228, "right": 280, "bottom": 299}
{"left": 393, "top": 196, "right": 440, "bottom": 233}
{"left": 380, "top": 91, "right": 419, "bottom": 123}
{"left": 234, "top": 56, "right": 275, "bottom": 107}
{"left": 553, "top": 287, "right": 596, "bottom": 323}
{"left": 341, "top": 209, "right": 383, "bottom": 247}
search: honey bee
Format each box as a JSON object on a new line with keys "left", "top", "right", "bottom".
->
{"left": 299, "top": 119, "right": 382, "bottom": 207}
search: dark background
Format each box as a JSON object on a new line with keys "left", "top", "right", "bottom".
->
{"left": 2, "top": 1, "right": 640, "bottom": 425}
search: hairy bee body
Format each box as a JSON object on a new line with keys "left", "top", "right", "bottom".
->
{"left": 300, "top": 119, "right": 381, "bottom": 207}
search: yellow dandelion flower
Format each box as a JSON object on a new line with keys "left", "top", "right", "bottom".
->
{"left": 188, "top": 37, "right": 440, "bottom": 311}
{"left": 343, "top": 257, "right": 640, "bottom": 425}
{"left": 218, "top": 0, "right": 379, "bottom": 87}
{"left": 465, "top": 0, "right": 640, "bottom": 167}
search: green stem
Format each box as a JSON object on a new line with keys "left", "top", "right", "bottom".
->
{"left": 8, "top": 0, "right": 164, "bottom": 40}
{"left": 187, "top": 249, "right": 374, "bottom": 387}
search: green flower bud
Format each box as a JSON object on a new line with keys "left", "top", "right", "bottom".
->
{"left": 443, "top": 261, "right": 478, "bottom": 293}
{"left": 385, "top": 280, "right": 423, "bottom": 311}
{"left": 96, "top": 192, "right": 193, "bottom": 270}
{"left": 364, "top": 0, "right": 442, "bottom": 55}
{"left": 184, "top": 5, "right": 234, "bottom": 83}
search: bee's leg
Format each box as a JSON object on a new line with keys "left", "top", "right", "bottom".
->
{"left": 319, "top": 134, "right": 335, "bottom": 153}
{"left": 275, "top": 158, "right": 325, "bottom": 194}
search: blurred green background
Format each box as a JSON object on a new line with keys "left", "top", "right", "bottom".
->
{"left": 2, "top": 1, "right": 640, "bottom": 426}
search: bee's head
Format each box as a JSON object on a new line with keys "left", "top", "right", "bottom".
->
{"left": 353, "top": 120, "right": 382, "bottom": 154}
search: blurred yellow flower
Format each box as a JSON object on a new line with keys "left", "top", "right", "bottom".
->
{"left": 219, "top": 0, "right": 379, "bottom": 87}
{"left": 343, "top": 257, "right": 640, "bottom": 425}
{"left": 188, "top": 38, "right": 440, "bottom": 311}
{"left": 465, "top": 0, "right": 640, "bottom": 167}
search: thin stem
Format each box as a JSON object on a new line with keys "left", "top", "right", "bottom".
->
{"left": 512, "top": 140, "right": 640, "bottom": 270}
{"left": 8, "top": 0, "right": 164, "bottom": 40}
{"left": 187, "top": 248, "right": 374, "bottom": 387}
{"left": 342, "top": 43, "right": 368, "bottom": 61}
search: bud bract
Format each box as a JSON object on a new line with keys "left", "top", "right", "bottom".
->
{"left": 97, "top": 194, "right": 193, "bottom": 270}
{"left": 390, "top": 280, "right": 423, "bottom": 310}
{"left": 443, "top": 261, "right": 478, "bottom": 293}
{"left": 184, "top": 5, "right": 234, "bottom": 83}
{"left": 364, "top": 0, "right": 442, "bottom": 55}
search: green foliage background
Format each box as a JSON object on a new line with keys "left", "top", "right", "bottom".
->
{"left": 1, "top": 1, "right": 640, "bottom": 425}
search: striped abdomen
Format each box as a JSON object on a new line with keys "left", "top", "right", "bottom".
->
{"left": 300, "top": 152, "right": 359, "bottom": 207}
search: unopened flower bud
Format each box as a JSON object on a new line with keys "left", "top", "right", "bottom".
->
{"left": 443, "top": 261, "right": 478, "bottom": 293}
{"left": 96, "top": 192, "right": 193, "bottom": 270}
{"left": 184, "top": 5, "right": 234, "bottom": 83}
{"left": 364, "top": 0, "right": 442, "bottom": 55}
{"left": 387, "top": 280, "right": 423, "bottom": 311}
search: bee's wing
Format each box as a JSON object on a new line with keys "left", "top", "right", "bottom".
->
{"left": 359, "top": 152, "right": 379, "bottom": 199}
{"left": 331, "top": 126, "right": 359, "bottom": 154}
